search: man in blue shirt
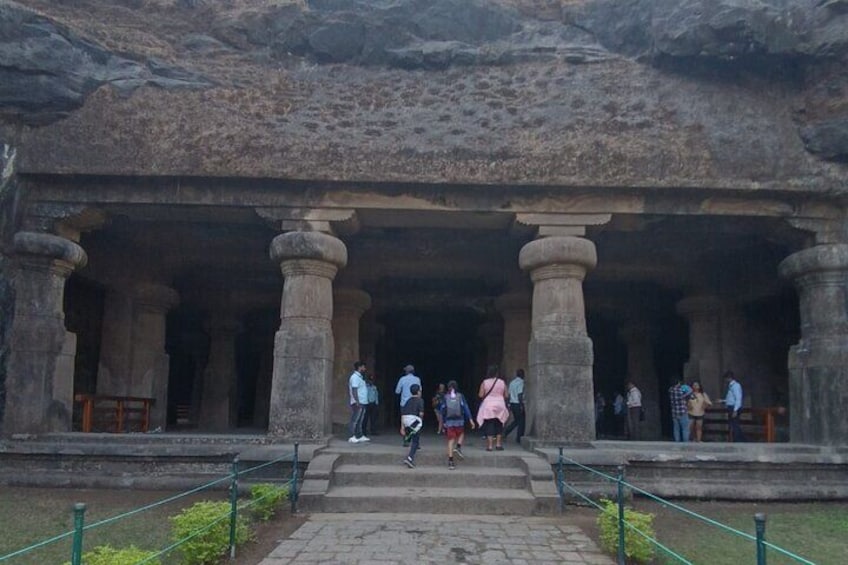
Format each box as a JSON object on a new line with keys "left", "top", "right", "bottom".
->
{"left": 362, "top": 376, "right": 380, "bottom": 437}
{"left": 395, "top": 364, "right": 421, "bottom": 446}
{"left": 721, "top": 370, "right": 746, "bottom": 442}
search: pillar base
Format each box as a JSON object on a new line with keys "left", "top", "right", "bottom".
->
{"left": 787, "top": 336, "right": 848, "bottom": 445}
{"left": 268, "top": 326, "right": 334, "bottom": 440}
{"left": 528, "top": 336, "right": 594, "bottom": 443}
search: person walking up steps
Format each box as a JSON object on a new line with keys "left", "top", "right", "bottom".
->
{"left": 476, "top": 365, "right": 510, "bottom": 452}
{"left": 401, "top": 384, "right": 425, "bottom": 468}
{"left": 432, "top": 383, "right": 446, "bottom": 434}
{"left": 395, "top": 364, "right": 421, "bottom": 447}
{"left": 439, "top": 380, "right": 475, "bottom": 470}
{"left": 503, "top": 369, "right": 526, "bottom": 443}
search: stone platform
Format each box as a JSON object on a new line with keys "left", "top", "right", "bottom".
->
{"left": 540, "top": 440, "right": 848, "bottom": 501}
{"left": 1, "top": 433, "right": 846, "bottom": 502}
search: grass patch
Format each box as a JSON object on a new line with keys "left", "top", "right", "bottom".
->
{"left": 0, "top": 487, "right": 217, "bottom": 565}
{"left": 643, "top": 501, "right": 847, "bottom": 565}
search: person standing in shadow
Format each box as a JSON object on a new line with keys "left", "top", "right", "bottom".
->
{"left": 503, "top": 369, "right": 526, "bottom": 444}
{"left": 720, "top": 371, "right": 747, "bottom": 442}
{"left": 625, "top": 381, "right": 642, "bottom": 441}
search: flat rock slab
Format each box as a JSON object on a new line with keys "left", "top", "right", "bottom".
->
{"left": 259, "top": 513, "right": 612, "bottom": 564}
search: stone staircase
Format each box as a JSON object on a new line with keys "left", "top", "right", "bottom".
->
{"left": 298, "top": 441, "right": 559, "bottom": 515}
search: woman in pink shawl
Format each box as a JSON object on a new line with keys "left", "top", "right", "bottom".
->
{"left": 476, "top": 364, "right": 510, "bottom": 451}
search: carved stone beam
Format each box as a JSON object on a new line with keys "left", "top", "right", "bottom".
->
{"left": 255, "top": 207, "right": 359, "bottom": 235}
{"left": 22, "top": 203, "right": 107, "bottom": 241}
{"left": 787, "top": 218, "right": 848, "bottom": 246}
{"left": 514, "top": 213, "right": 612, "bottom": 238}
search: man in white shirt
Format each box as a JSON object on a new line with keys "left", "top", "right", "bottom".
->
{"left": 348, "top": 361, "right": 370, "bottom": 443}
{"left": 503, "top": 369, "right": 526, "bottom": 443}
{"left": 625, "top": 381, "right": 642, "bottom": 441}
{"left": 721, "top": 370, "right": 746, "bottom": 442}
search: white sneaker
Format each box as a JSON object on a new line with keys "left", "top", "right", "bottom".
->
{"left": 348, "top": 436, "right": 359, "bottom": 443}
{"left": 359, "top": 436, "right": 371, "bottom": 442}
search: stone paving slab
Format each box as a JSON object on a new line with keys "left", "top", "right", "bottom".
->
{"left": 259, "top": 513, "right": 614, "bottom": 564}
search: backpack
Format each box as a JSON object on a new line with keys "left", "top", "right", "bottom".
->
{"left": 444, "top": 394, "right": 463, "bottom": 419}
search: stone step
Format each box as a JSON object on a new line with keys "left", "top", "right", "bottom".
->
{"left": 302, "top": 486, "right": 537, "bottom": 515}
{"left": 332, "top": 449, "right": 524, "bottom": 468}
{"left": 332, "top": 463, "right": 528, "bottom": 489}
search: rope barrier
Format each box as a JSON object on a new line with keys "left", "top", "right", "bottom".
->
{"left": 0, "top": 447, "right": 298, "bottom": 563}
{"left": 761, "top": 541, "right": 817, "bottom": 565}
{"left": 237, "top": 453, "right": 295, "bottom": 476}
{"left": 0, "top": 529, "right": 75, "bottom": 562}
{"left": 557, "top": 453, "right": 819, "bottom": 565}
{"left": 82, "top": 475, "right": 232, "bottom": 531}
{"left": 623, "top": 482, "right": 757, "bottom": 542}
{"left": 134, "top": 510, "right": 232, "bottom": 565}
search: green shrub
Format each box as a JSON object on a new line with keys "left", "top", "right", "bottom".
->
{"left": 596, "top": 498, "right": 656, "bottom": 564}
{"left": 169, "top": 500, "right": 253, "bottom": 565}
{"left": 249, "top": 483, "right": 289, "bottom": 521}
{"left": 62, "top": 544, "right": 160, "bottom": 565}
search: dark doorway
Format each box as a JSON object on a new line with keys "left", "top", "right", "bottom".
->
{"left": 379, "top": 307, "right": 485, "bottom": 429}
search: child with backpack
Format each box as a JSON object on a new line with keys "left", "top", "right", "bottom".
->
{"left": 400, "top": 384, "right": 425, "bottom": 468}
{"left": 439, "top": 380, "right": 475, "bottom": 470}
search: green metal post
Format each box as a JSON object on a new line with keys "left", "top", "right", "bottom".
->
{"left": 228, "top": 455, "right": 239, "bottom": 560}
{"left": 291, "top": 442, "right": 299, "bottom": 514}
{"left": 557, "top": 446, "right": 565, "bottom": 514}
{"left": 616, "top": 465, "right": 626, "bottom": 565}
{"left": 71, "top": 503, "right": 86, "bottom": 565}
{"left": 755, "top": 513, "right": 767, "bottom": 565}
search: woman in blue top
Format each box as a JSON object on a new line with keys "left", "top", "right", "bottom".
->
{"left": 439, "top": 380, "right": 476, "bottom": 470}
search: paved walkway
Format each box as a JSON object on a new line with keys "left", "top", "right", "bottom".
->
{"left": 259, "top": 513, "right": 613, "bottom": 564}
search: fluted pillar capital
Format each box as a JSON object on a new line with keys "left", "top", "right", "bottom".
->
{"left": 134, "top": 283, "right": 180, "bottom": 313}
{"left": 519, "top": 236, "right": 597, "bottom": 280}
{"left": 334, "top": 288, "right": 372, "bottom": 318}
{"left": 675, "top": 295, "right": 723, "bottom": 318}
{"left": 270, "top": 230, "right": 348, "bottom": 269}
{"left": 13, "top": 231, "right": 87, "bottom": 277}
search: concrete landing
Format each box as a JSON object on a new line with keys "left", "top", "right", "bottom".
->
{"left": 259, "top": 513, "right": 613, "bottom": 564}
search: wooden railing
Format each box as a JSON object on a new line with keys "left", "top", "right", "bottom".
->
{"left": 702, "top": 406, "right": 779, "bottom": 442}
{"left": 74, "top": 394, "right": 155, "bottom": 433}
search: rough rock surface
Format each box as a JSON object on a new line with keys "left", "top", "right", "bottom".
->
{"left": 0, "top": 0, "right": 845, "bottom": 182}
{"left": 0, "top": 0, "right": 210, "bottom": 124}
{"left": 0, "top": 142, "right": 15, "bottom": 429}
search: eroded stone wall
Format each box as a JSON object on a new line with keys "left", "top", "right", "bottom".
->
{"left": 0, "top": 141, "right": 18, "bottom": 429}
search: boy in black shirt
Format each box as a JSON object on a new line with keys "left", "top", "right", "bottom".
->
{"left": 401, "top": 384, "right": 424, "bottom": 468}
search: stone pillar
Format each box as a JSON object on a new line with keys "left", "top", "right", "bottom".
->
{"left": 3, "top": 232, "right": 87, "bottom": 434}
{"left": 268, "top": 231, "right": 347, "bottom": 439}
{"left": 359, "top": 315, "right": 383, "bottom": 372}
{"left": 253, "top": 321, "right": 276, "bottom": 430}
{"left": 198, "top": 312, "right": 241, "bottom": 432}
{"left": 477, "top": 320, "right": 504, "bottom": 370}
{"left": 129, "top": 283, "right": 179, "bottom": 430}
{"left": 331, "top": 288, "right": 371, "bottom": 428}
{"left": 676, "top": 296, "right": 724, "bottom": 400}
{"left": 619, "top": 323, "right": 661, "bottom": 440}
{"left": 96, "top": 287, "right": 134, "bottom": 396}
{"left": 779, "top": 244, "right": 848, "bottom": 445}
{"left": 495, "top": 292, "right": 531, "bottom": 379}
{"left": 519, "top": 236, "right": 597, "bottom": 443}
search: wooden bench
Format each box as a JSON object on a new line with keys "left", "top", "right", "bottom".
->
{"left": 74, "top": 394, "right": 155, "bottom": 433}
{"left": 702, "top": 406, "right": 777, "bottom": 442}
